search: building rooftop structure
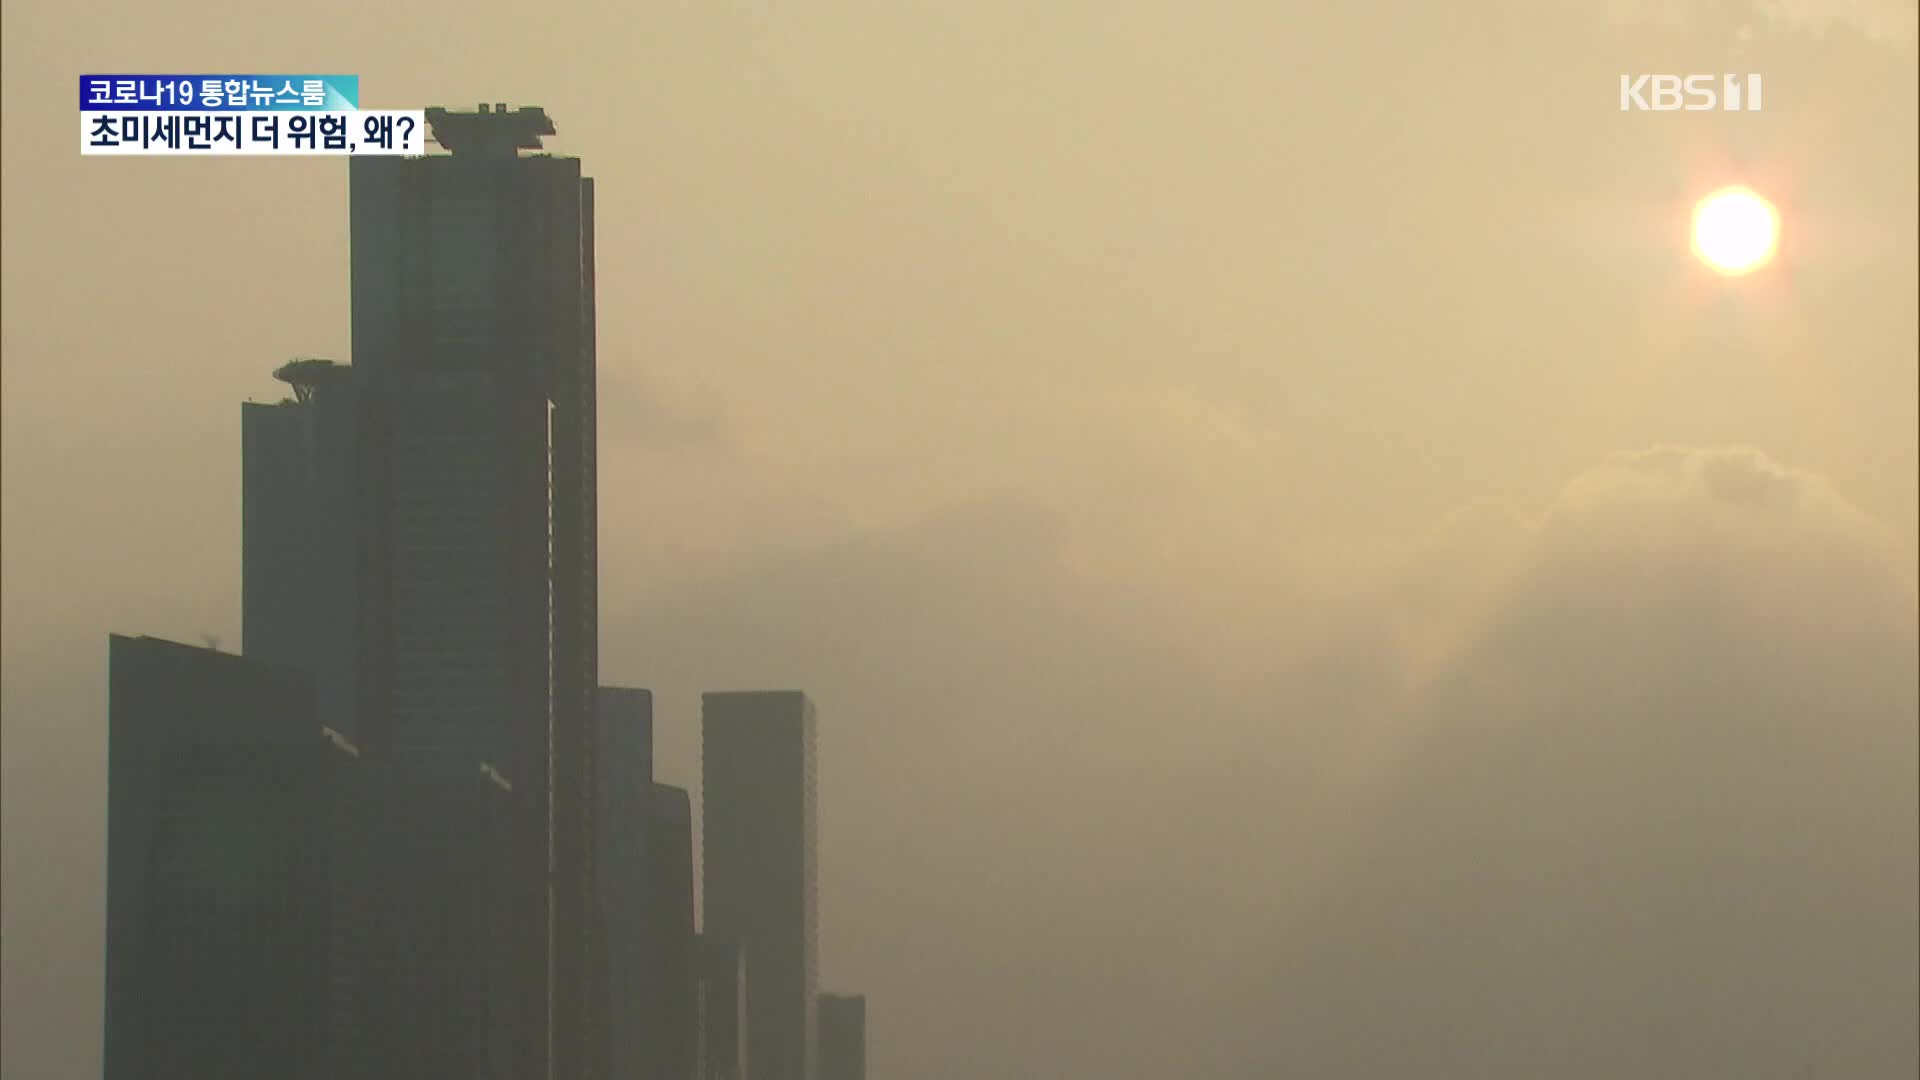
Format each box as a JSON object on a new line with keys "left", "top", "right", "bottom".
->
{"left": 270, "top": 357, "right": 350, "bottom": 404}
{"left": 425, "top": 104, "right": 556, "bottom": 157}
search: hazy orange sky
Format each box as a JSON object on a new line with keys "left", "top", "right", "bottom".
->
{"left": 4, "top": 2, "right": 1916, "bottom": 1077}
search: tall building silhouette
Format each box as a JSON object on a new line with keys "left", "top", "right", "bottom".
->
{"left": 241, "top": 357, "right": 360, "bottom": 740}
{"left": 815, "top": 995, "right": 865, "bottom": 1080}
{"left": 349, "top": 103, "right": 600, "bottom": 1078}
{"left": 597, "top": 686, "right": 655, "bottom": 1080}
{"left": 702, "top": 691, "right": 819, "bottom": 1080}
{"left": 104, "top": 635, "right": 369, "bottom": 1079}
{"left": 652, "top": 784, "right": 700, "bottom": 1080}
{"left": 370, "top": 758, "right": 520, "bottom": 1078}
{"left": 698, "top": 934, "right": 750, "bottom": 1080}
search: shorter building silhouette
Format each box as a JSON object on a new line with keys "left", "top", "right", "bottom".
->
{"left": 817, "top": 994, "right": 865, "bottom": 1080}
{"left": 369, "top": 757, "right": 520, "bottom": 1079}
{"left": 240, "top": 357, "right": 360, "bottom": 742}
{"left": 702, "top": 691, "right": 819, "bottom": 1080}
{"left": 597, "top": 686, "right": 655, "bottom": 1080}
{"left": 652, "top": 783, "right": 699, "bottom": 1080}
{"left": 104, "top": 635, "right": 369, "bottom": 1079}
{"left": 698, "top": 933, "right": 750, "bottom": 1080}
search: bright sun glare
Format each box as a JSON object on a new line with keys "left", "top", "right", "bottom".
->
{"left": 1691, "top": 186, "right": 1779, "bottom": 276}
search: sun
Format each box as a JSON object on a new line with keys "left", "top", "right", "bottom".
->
{"left": 1691, "top": 186, "right": 1778, "bottom": 275}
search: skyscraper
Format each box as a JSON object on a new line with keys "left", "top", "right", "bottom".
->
{"left": 370, "top": 758, "right": 520, "bottom": 1079}
{"left": 104, "top": 635, "right": 369, "bottom": 1079}
{"left": 652, "top": 783, "right": 699, "bottom": 1080}
{"left": 349, "top": 103, "right": 600, "bottom": 1078}
{"left": 241, "top": 357, "right": 360, "bottom": 740}
{"left": 702, "top": 691, "right": 819, "bottom": 1080}
{"left": 598, "top": 686, "right": 655, "bottom": 1080}
{"left": 698, "top": 934, "right": 750, "bottom": 1080}
{"left": 815, "top": 995, "right": 865, "bottom": 1080}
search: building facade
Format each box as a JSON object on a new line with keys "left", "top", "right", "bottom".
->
{"left": 701, "top": 692, "right": 819, "bottom": 1080}
{"left": 597, "top": 687, "right": 655, "bottom": 1080}
{"left": 652, "top": 784, "right": 699, "bottom": 1080}
{"left": 698, "top": 934, "right": 750, "bottom": 1080}
{"left": 369, "top": 758, "right": 521, "bottom": 1079}
{"left": 241, "top": 357, "right": 361, "bottom": 741}
{"left": 348, "top": 103, "right": 600, "bottom": 1079}
{"left": 104, "top": 635, "right": 368, "bottom": 1080}
{"left": 815, "top": 995, "right": 865, "bottom": 1080}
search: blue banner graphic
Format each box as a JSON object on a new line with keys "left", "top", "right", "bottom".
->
{"left": 80, "top": 75, "right": 359, "bottom": 111}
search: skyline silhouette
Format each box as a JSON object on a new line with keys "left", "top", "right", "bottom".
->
{"left": 5, "top": 3, "right": 1918, "bottom": 1078}
{"left": 96, "top": 104, "right": 868, "bottom": 1079}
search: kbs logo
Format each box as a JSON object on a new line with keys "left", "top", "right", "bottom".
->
{"left": 1620, "top": 74, "right": 1763, "bottom": 111}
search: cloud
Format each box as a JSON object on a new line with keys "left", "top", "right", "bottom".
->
{"left": 606, "top": 495, "right": 1335, "bottom": 1080}
{"left": 597, "top": 371, "right": 724, "bottom": 449}
{"left": 607, "top": 496, "right": 1180, "bottom": 739}
{"left": 609, "top": 446, "right": 1915, "bottom": 1080}
{"left": 1602, "top": 0, "right": 1920, "bottom": 48}
{"left": 1220, "top": 445, "right": 1919, "bottom": 1079}
{"left": 1298, "top": 497, "right": 1540, "bottom": 678}
{"left": 1549, "top": 444, "right": 1898, "bottom": 539}
{"left": 1757, "top": 0, "right": 1920, "bottom": 46}
{"left": 9, "top": 443, "right": 1911, "bottom": 1080}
